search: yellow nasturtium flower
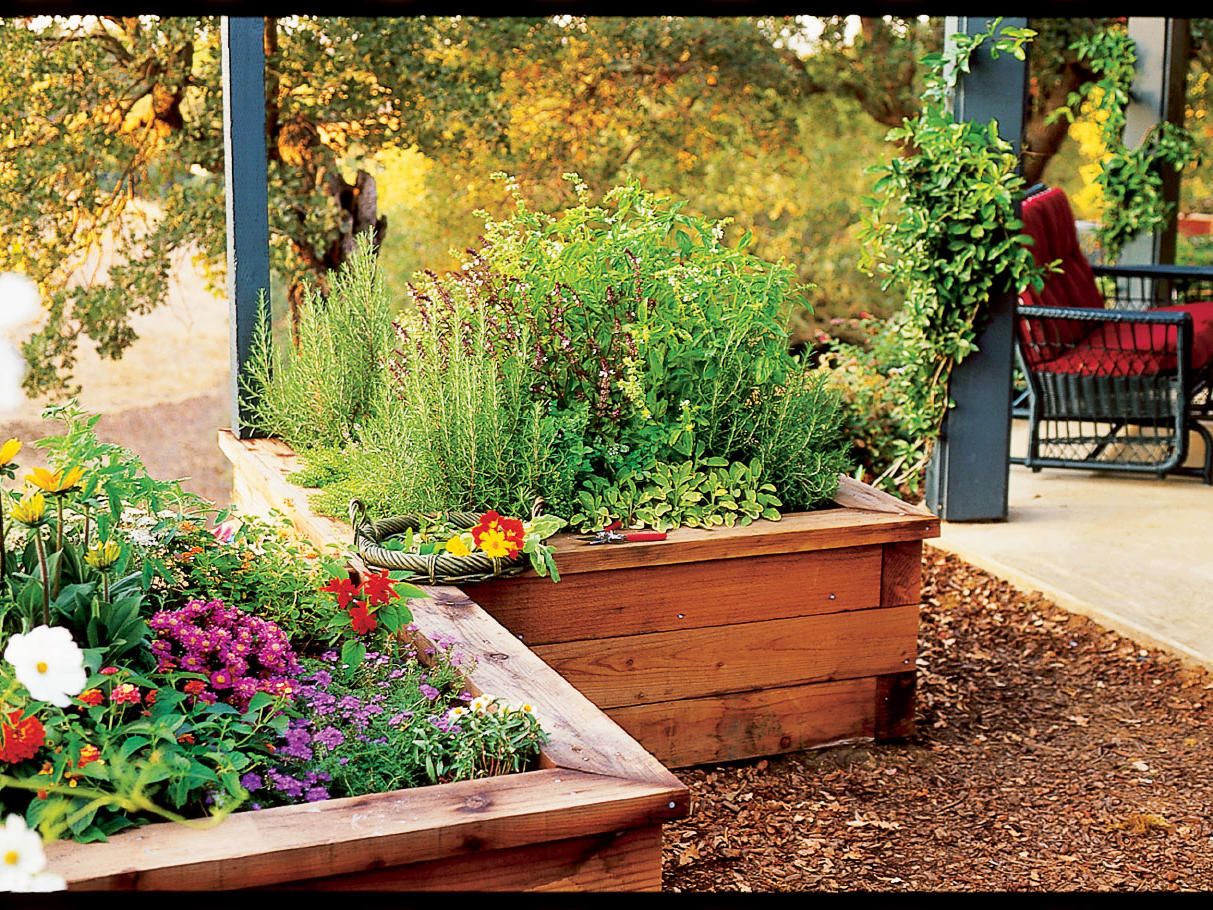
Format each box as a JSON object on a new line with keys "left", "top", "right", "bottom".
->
{"left": 444, "top": 534, "right": 471, "bottom": 556}
{"left": 84, "top": 540, "right": 121, "bottom": 571}
{"left": 0, "top": 438, "right": 20, "bottom": 467}
{"left": 10, "top": 492, "right": 48, "bottom": 527}
{"left": 25, "top": 466, "right": 85, "bottom": 495}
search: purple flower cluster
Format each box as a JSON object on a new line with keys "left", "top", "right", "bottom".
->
{"left": 148, "top": 598, "right": 302, "bottom": 711}
{"left": 242, "top": 767, "right": 331, "bottom": 804}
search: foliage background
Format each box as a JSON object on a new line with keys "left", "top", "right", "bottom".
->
{"left": 6, "top": 15, "right": 1213, "bottom": 408}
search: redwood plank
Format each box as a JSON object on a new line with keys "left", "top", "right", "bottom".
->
{"left": 274, "top": 824, "right": 663, "bottom": 892}
{"left": 545, "top": 509, "right": 938, "bottom": 575}
{"left": 606, "top": 678, "right": 877, "bottom": 768}
{"left": 531, "top": 605, "right": 917, "bottom": 709}
{"left": 874, "top": 671, "right": 918, "bottom": 740}
{"left": 51, "top": 770, "right": 682, "bottom": 891}
{"left": 465, "top": 546, "right": 884, "bottom": 645}
{"left": 408, "top": 589, "right": 684, "bottom": 790}
{"left": 881, "top": 540, "right": 924, "bottom": 607}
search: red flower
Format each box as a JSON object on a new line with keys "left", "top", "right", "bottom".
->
{"left": 99, "top": 666, "right": 120, "bottom": 675}
{"left": 77, "top": 688, "right": 104, "bottom": 707}
{"left": 472, "top": 511, "right": 526, "bottom": 559}
{"left": 183, "top": 680, "right": 207, "bottom": 695}
{"left": 144, "top": 689, "right": 159, "bottom": 706}
{"left": 176, "top": 733, "right": 195, "bottom": 745}
{"left": 0, "top": 710, "right": 46, "bottom": 764}
{"left": 76, "top": 744, "right": 102, "bottom": 768}
{"left": 320, "top": 575, "right": 361, "bottom": 609}
{"left": 360, "top": 569, "right": 399, "bottom": 607}
{"left": 111, "top": 683, "right": 141, "bottom": 705}
{"left": 348, "top": 604, "right": 378, "bottom": 635}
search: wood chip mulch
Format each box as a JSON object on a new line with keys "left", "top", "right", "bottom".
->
{"left": 661, "top": 546, "right": 1213, "bottom": 892}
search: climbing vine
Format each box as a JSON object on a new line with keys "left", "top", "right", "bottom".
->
{"left": 823, "top": 18, "right": 1046, "bottom": 496}
{"left": 1052, "top": 26, "right": 1202, "bottom": 263}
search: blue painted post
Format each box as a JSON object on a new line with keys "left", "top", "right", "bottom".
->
{"left": 923, "top": 16, "right": 1029, "bottom": 522}
{"left": 222, "top": 17, "right": 271, "bottom": 439}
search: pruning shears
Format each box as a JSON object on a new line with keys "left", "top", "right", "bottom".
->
{"left": 578, "top": 520, "right": 668, "bottom": 545}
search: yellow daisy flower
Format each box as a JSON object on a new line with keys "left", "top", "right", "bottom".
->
{"left": 25, "top": 466, "right": 84, "bottom": 495}
{"left": 0, "top": 438, "right": 20, "bottom": 467}
{"left": 10, "top": 492, "right": 48, "bottom": 527}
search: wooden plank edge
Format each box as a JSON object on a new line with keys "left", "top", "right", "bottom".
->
{"left": 406, "top": 587, "right": 684, "bottom": 792}
{"left": 52, "top": 770, "right": 685, "bottom": 891}
{"left": 218, "top": 430, "right": 685, "bottom": 792}
{"left": 272, "top": 823, "right": 664, "bottom": 892}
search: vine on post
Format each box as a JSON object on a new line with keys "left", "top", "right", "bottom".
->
{"left": 824, "top": 18, "right": 1045, "bottom": 496}
{"left": 1051, "top": 25, "right": 1202, "bottom": 263}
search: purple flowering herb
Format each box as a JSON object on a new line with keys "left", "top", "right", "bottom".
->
{"left": 420, "top": 684, "right": 439, "bottom": 701}
{"left": 240, "top": 772, "right": 263, "bottom": 792}
{"left": 305, "top": 786, "right": 330, "bottom": 802}
{"left": 314, "top": 726, "right": 345, "bottom": 749}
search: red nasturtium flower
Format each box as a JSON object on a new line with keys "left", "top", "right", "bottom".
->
{"left": 320, "top": 575, "right": 360, "bottom": 609}
{"left": 360, "top": 569, "right": 399, "bottom": 607}
{"left": 348, "top": 605, "right": 378, "bottom": 635}
{"left": 471, "top": 511, "right": 526, "bottom": 559}
{"left": 0, "top": 709, "right": 46, "bottom": 764}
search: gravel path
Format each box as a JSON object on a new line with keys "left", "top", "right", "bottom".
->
{"left": 662, "top": 547, "right": 1213, "bottom": 892}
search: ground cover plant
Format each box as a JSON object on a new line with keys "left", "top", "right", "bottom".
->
{"left": 0, "top": 406, "right": 547, "bottom": 891}
{"left": 246, "top": 177, "right": 852, "bottom": 534}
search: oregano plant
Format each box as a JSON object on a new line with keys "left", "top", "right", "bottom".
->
{"left": 1051, "top": 25, "right": 1202, "bottom": 263}
{"left": 826, "top": 18, "right": 1046, "bottom": 495}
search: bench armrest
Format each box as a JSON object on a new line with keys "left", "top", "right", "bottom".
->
{"left": 1091, "top": 264, "right": 1213, "bottom": 310}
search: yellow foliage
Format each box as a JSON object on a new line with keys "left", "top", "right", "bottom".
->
{"left": 1067, "top": 90, "right": 1112, "bottom": 222}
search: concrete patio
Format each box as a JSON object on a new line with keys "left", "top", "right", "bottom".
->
{"left": 933, "top": 418, "right": 1213, "bottom": 670}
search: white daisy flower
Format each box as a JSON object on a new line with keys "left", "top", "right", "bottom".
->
{"left": 4, "top": 625, "right": 87, "bottom": 708}
{"left": 0, "top": 815, "right": 65, "bottom": 892}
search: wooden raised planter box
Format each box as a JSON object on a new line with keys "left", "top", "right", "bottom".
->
{"left": 219, "top": 433, "right": 940, "bottom": 771}
{"left": 47, "top": 441, "right": 687, "bottom": 891}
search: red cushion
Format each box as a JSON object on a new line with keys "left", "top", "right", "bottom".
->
{"left": 1034, "top": 300, "right": 1213, "bottom": 377}
{"left": 1017, "top": 188, "right": 1107, "bottom": 364}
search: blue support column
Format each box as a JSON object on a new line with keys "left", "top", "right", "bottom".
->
{"left": 923, "top": 16, "right": 1029, "bottom": 522}
{"left": 222, "top": 17, "right": 271, "bottom": 439}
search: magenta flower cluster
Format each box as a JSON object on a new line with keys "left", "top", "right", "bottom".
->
{"left": 148, "top": 598, "right": 302, "bottom": 711}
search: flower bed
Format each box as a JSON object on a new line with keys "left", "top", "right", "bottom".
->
{"left": 2, "top": 409, "right": 685, "bottom": 891}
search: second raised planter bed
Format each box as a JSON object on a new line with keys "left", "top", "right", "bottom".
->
{"left": 50, "top": 445, "right": 687, "bottom": 891}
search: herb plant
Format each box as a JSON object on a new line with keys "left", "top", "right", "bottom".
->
{"left": 247, "top": 176, "right": 853, "bottom": 531}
